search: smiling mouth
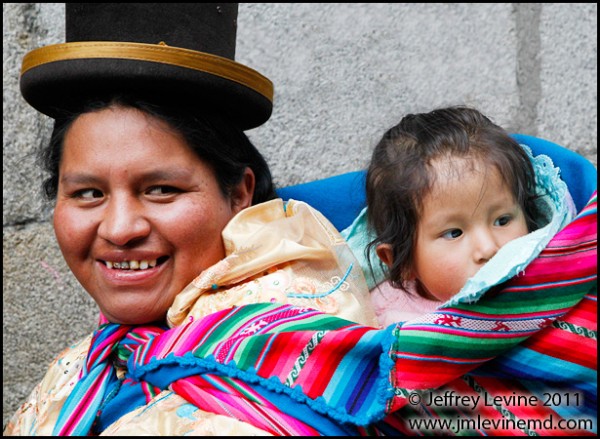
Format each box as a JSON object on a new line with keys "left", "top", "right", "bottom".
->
{"left": 103, "top": 256, "right": 169, "bottom": 270}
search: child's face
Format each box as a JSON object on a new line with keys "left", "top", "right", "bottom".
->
{"left": 411, "top": 157, "right": 529, "bottom": 302}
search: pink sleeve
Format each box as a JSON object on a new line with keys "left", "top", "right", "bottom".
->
{"left": 370, "top": 280, "right": 442, "bottom": 327}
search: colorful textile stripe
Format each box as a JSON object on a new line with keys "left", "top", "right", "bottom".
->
{"left": 52, "top": 322, "right": 167, "bottom": 436}
{"left": 128, "top": 192, "right": 596, "bottom": 434}
{"left": 52, "top": 323, "right": 133, "bottom": 435}
{"left": 128, "top": 304, "right": 388, "bottom": 426}
{"left": 171, "top": 374, "right": 328, "bottom": 435}
{"left": 382, "top": 192, "right": 597, "bottom": 434}
{"left": 388, "top": 192, "right": 597, "bottom": 393}
{"left": 66, "top": 191, "right": 596, "bottom": 435}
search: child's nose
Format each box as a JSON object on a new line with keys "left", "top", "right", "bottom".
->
{"left": 473, "top": 229, "right": 500, "bottom": 264}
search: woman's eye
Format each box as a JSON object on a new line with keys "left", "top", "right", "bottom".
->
{"left": 74, "top": 188, "right": 103, "bottom": 199}
{"left": 442, "top": 228, "right": 463, "bottom": 239}
{"left": 146, "top": 185, "right": 181, "bottom": 195}
{"left": 494, "top": 215, "right": 512, "bottom": 227}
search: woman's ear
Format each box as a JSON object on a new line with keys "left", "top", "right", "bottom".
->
{"left": 375, "top": 243, "right": 394, "bottom": 268}
{"left": 231, "top": 167, "right": 255, "bottom": 213}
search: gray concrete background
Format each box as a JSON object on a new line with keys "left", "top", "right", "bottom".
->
{"left": 3, "top": 3, "right": 597, "bottom": 428}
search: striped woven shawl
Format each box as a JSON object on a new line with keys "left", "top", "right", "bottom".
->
{"left": 87, "top": 191, "right": 597, "bottom": 435}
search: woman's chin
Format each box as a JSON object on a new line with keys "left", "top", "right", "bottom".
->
{"left": 100, "top": 304, "right": 169, "bottom": 325}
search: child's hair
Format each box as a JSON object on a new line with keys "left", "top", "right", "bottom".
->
{"left": 365, "top": 105, "right": 543, "bottom": 290}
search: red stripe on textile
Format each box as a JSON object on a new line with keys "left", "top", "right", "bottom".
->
{"left": 528, "top": 252, "right": 596, "bottom": 277}
{"left": 295, "top": 328, "right": 371, "bottom": 398}
{"left": 504, "top": 278, "right": 595, "bottom": 293}
{"left": 522, "top": 327, "right": 597, "bottom": 370}
{"left": 391, "top": 347, "right": 494, "bottom": 364}
{"left": 172, "top": 319, "right": 221, "bottom": 357}
{"left": 553, "top": 232, "right": 597, "bottom": 250}
{"left": 172, "top": 377, "right": 277, "bottom": 433}
{"left": 214, "top": 307, "right": 321, "bottom": 365}
{"left": 506, "top": 253, "right": 596, "bottom": 289}
{"left": 462, "top": 380, "right": 508, "bottom": 434}
{"left": 255, "top": 331, "right": 311, "bottom": 380}
{"left": 149, "top": 320, "right": 190, "bottom": 359}
{"left": 541, "top": 211, "right": 596, "bottom": 249}
{"left": 561, "top": 296, "right": 598, "bottom": 329}
{"left": 59, "top": 365, "right": 111, "bottom": 435}
{"left": 393, "top": 358, "right": 477, "bottom": 389}
{"left": 503, "top": 211, "right": 597, "bottom": 290}
{"left": 172, "top": 376, "right": 319, "bottom": 435}
{"left": 152, "top": 309, "right": 230, "bottom": 359}
{"left": 265, "top": 331, "right": 312, "bottom": 380}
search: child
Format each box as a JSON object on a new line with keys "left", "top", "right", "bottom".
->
{"left": 363, "top": 106, "right": 576, "bottom": 325}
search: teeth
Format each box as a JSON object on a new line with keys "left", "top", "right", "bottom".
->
{"left": 105, "top": 259, "right": 159, "bottom": 270}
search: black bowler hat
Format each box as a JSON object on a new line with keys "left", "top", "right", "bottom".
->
{"left": 20, "top": 3, "right": 273, "bottom": 130}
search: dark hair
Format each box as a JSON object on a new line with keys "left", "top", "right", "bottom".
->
{"left": 365, "top": 106, "right": 544, "bottom": 291}
{"left": 39, "top": 94, "right": 276, "bottom": 204}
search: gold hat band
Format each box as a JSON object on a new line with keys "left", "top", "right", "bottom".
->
{"left": 21, "top": 41, "right": 273, "bottom": 102}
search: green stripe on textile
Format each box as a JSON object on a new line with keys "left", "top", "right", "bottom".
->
{"left": 219, "top": 375, "right": 263, "bottom": 404}
{"left": 489, "top": 286, "right": 588, "bottom": 303}
{"left": 193, "top": 304, "right": 355, "bottom": 359}
{"left": 552, "top": 320, "right": 597, "bottom": 339}
{"left": 233, "top": 334, "right": 273, "bottom": 370}
{"left": 396, "top": 331, "right": 527, "bottom": 359}
{"left": 271, "top": 317, "right": 356, "bottom": 333}
{"left": 192, "top": 305, "right": 274, "bottom": 357}
{"left": 454, "top": 287, "right": 590, "bottom": 315}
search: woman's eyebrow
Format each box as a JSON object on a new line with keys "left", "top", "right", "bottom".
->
{"left": 60, "top": 168, "right": 195, "bottom": 185}
{"left": 139, "top": 168, "right": 195, "bottom": 181}
{"left": 59, "top": 173, "right": 102, "bottom": 186}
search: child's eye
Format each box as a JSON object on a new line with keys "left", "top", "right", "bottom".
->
{"left": 74, "top": 188, "right": 103, "bottom": 199}
{"left": 442, "top": 228, "right": 463, "bottom": 239}
{"left": 494, "top": 215, "right": 512, "bottom": 227}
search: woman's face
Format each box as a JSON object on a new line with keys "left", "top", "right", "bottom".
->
{"left": 54, "top": 106, "right": 253, "bottom": 324}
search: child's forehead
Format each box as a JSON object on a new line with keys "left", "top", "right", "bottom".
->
{"left": 427, "top": 154, "right": 497, "bottom": 183}
{"left": 419, "top": 165, "right": 517, "bottom": 225}
{"left": 425, "top": 157, "right": 510, "bottom": 200}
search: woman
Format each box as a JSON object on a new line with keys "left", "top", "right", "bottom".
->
{"left": 6, "top": 4, "right": 376, "bottom": 435}
{"left": 45, "top": 95, "right": 274, "bottom": 326}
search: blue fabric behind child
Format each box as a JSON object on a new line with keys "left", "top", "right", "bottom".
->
{"left": 277, "top": 134, "right": 597, "bottom": 231}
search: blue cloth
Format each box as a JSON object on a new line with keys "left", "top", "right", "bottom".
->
{"left": 511, "top": 134, "right": 597, "bottom": 212}
{"left": 276, "top": 171, "right": 366, "bottom": 231}
{"left": 276, "top": 134, "right": 597, "bottom": 231}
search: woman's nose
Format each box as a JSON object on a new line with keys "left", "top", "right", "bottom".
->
{"left": 473, "top": 229, "right": 500, "bottom": 264}
{"left": 97, "top": 195, "right": 151, "bottom": 246}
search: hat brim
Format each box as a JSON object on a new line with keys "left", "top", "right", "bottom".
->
{"left": 20, "top": 42, "right": 273, "bottom": 130}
